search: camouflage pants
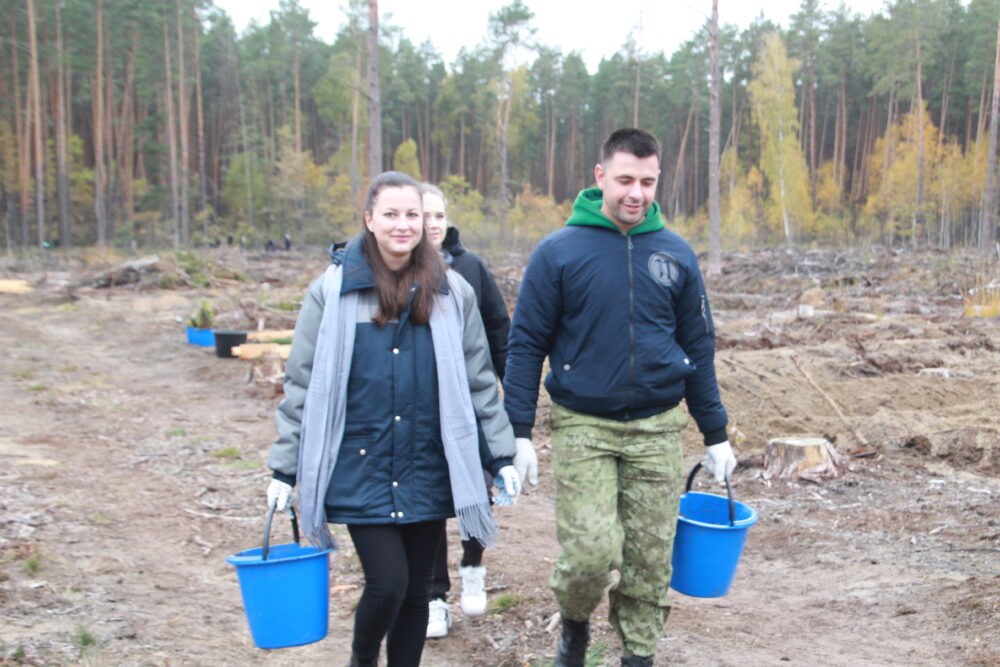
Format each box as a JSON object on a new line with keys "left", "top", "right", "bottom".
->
{"left": 549, "top": 403, "right": 686, "bottom": 658}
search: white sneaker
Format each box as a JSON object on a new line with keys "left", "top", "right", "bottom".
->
{"left": 426, "top": 598, "right": 451, "bottom": 638}
{"left": 459, "top": 565, "right": 487, "bottom": 616}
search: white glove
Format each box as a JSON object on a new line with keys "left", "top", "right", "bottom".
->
{"left": 702, "top": 441, "right": 737, "bottom": 482}
{"left": 513, "top": 437, "right": 539, "bottom": 486}
{"left": 266, "top": 478, "right": 292, "bottom": 511}
{"left": 494, "top": 465, "right": 522, "bottom": 506}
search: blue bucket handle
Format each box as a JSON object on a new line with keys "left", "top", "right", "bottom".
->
{"left": 262, "top": 501, "right": 300, "bottom": 561}
{"left": 685, "top": 462, "right": 735, "bottom": 527}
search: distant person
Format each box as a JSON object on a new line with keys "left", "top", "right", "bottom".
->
{"left": 419, "top": 183, "right": 536, "bottom": 639}
{"left": 503, "top": 128, "right": 736, "bottom": 666}
{"left": 264, "top": 239, "right": 277, "bottom": 253}
{"left": 265, "top": 171, "right": 523, "bottom": 667}
{"left": 284, "top": 233, "right": 292, "bottom": 251}
{"left": 227, "top": 234, "right": 234, "bottom": 247}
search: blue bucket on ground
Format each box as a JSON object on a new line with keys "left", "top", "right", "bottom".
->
{"left": 670, "top": 462, "right": 758, "bottom": 598}
{"left": 186, "top": 326, "right": 215, "bottom": 347}
{"left": 227, "top": 505, "right": 333, "bottom": 649}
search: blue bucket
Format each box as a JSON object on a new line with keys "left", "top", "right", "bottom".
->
{"left": 227, "top": 506, "right": 333, "bottom": 649}
{"left": 670, "top": 463, "right": 758, "bottom": 598}
{"left": 186, "top": 326, "right": 215, "bottom": 347}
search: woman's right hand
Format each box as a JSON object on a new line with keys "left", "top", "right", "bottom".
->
{"left": 266, "top": 479, "right": 293, "bottom": 511}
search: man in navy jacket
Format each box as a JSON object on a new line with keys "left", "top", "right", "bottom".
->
{"left": 503, "top": 128, "right": 737, "bottom": 667}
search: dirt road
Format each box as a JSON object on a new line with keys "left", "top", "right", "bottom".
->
{"left": 1, "top": 248, "right": 998, "bottom": 666}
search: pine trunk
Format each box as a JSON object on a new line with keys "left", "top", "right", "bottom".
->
{"left": 980, "top": 18, "right": 1000, "bottom": 251}
{"left": 194, "top": 17, "right": 208, "bottom": 216}
{"left": 670, "top": 106, "right": 694, "bottom": 218}
{"left": 54, "top": 0, "right": 72, "bottom": 249}
{"left": 707, "top": 0, "right": 721, "bottom": 276}
{"left": 27, "top": 0, "right": 45, "bottom": 247}
{"left": 366, "top": 0, "right": 383, "bottom": 178}
{"left": 176, "top": 0, "right": 190, "bottom": 245}
{"left": 163, "top": 20, "right": 180, "bottom": 245}
{"left": 94, "top": 0, "right": 107, "bottom": 245}
{"left": 350, "top": 49, "right": 361, "bottom": 202}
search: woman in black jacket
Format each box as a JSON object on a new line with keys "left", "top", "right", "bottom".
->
{"left": 421, "top": 183, "right": 537, "bottom": 639}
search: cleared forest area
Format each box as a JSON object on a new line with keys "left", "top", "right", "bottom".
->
{"left": 0, "top": 245, "right": 997, "bottom": 666}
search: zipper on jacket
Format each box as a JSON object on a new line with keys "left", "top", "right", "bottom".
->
{"left": 627, "top": 236, "right": 636, "bottom": 417}
{"left": 700, "top": 294, "right": 710, "bottom": 335}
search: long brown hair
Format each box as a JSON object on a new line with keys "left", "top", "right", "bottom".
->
{"left": 361, "top": 171, "right": 444, "bottom": 327}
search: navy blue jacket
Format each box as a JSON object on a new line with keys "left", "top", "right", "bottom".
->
{"left": 305, "top": 241, "right": 510, "bottom": 524}
{"left": 503, "top": 189, "right": 728, "bottom": 446}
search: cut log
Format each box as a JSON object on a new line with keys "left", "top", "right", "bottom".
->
{"left": 74, "top": 255, "right": 161, "bottom": 288}
{"left": 246, "top": 329, "right": 294, "bottom": 342}
{"left": 764, "top": 436, "right": 849, "bottom": 481}
{"left": 231, "top": 343, "right": 291, "bottom": 360}
{"left": 0, "top": 279, "right": 32, "bottom": 294}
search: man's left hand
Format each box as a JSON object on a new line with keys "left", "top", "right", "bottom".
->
{"left": 702, "top": 440, "right": 737, "bottom": 482}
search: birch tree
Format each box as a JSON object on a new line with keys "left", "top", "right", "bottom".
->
{"left": 749, "top": 32, "right": 813, "bottom": 244}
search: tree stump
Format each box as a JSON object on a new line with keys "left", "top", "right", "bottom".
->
{"left": 764, "top": 437, "right": 848, "bottom": 481}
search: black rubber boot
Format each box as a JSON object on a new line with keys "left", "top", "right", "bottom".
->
{"left": 553, "top": 616, "right": 590, "bottom": 667}
{"left": 621, "top": 656, "right": 654, "bottom": 667}
{"left": 347, "top": 654, "right": 377, "bottom": 667}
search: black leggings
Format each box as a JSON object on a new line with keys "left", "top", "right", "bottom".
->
{"left": 348, "top": 520, "right": 445, "bottom": 666}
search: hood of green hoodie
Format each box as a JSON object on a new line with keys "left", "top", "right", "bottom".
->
{"left": 566, "top": 187, "right": 664, "bottom": 235}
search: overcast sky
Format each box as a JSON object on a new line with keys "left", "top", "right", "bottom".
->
{"left": 214, "top": 0, "right": 893, "bottom": 72}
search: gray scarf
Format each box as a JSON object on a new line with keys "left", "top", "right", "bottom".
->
{"left": 297, "top": 264, "right": 498, "bottom": 549}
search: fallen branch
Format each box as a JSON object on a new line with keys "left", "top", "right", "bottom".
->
{"left": 721, "top": 356, "right": 770, "bottom": 382}
{"left": 183, "top": 508, "right": 257, "bottom": 522}
{"left": 790, "top": 354, "right": 869, "bottom": 447}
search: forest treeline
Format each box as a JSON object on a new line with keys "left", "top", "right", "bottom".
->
{"left": 2, "top": 0, "right": 999, "bottom": 252}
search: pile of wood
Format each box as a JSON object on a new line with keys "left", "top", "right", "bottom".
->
{"left": 230, "top": 330, "right": 293, "bottom": 397}
{"left": 230, "top": 330, "right": 293, "bottom": 360}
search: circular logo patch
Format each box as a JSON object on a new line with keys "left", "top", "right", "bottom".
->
{"left": 647, "top": 252, "right": 679, "bottom": 287}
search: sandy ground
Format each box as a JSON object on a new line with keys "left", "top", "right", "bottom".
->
{"left": 0, "top": 246, "right": 998, "bottom": 666}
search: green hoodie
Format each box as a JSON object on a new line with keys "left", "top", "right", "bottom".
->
{"left": 565, "top": 187, "right": 665, "bottom": 235}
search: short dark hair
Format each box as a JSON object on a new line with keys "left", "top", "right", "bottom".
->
{"left": 600, "top": 128, "right": 661, "bottom": 165}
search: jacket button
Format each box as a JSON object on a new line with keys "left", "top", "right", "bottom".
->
{"left": 390, "top": 512, "right": 396, "bottom": 518}
{"left": 392, "top": 348, "right": 399, "bottom": 355}
{"left": 563, "top": 363, "right": 571, "bottom": 371}
{"left": 398, "top": 511, "right": 404, "bottom": 518}
{"left": 359, "top": 449, "right": 366, "bottom": 455}
{"left": 394, "top": 415, "right": 401, "bottom": 422}
{"left": 392, "top": 481, "right": 398, "bottom": 487}
{"left": 684, "top": 358, "right": 690, "bottom": 365}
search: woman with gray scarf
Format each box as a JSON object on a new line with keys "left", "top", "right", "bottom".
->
{"left": 265, "top": 171, "right": 521, "bottom": 667}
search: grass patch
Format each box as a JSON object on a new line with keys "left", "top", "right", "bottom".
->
{"left": 531, "top": 642, "right": 608, "bottom": 667}
{"left": 23, "top": 552, "right": 42, "bottom": 575}
{"left": 963, "top": 275, "right": 1000, "bottom": 317}
{"left": 266, "top": 300, "right": 300, "bottom": 312}
{"left": 487, "top": 592, "right": 521, "bottom": 615}
{"left": 11, "top": 646, "right": 27, "bottom": 660}
{"left": 73, "top": 626, "right": 96, "bottom": 648}
{"left": 27, "top": 384, "right": 48, "bottom": 392}
{"left": 56, "top": 303, "right": 78, "bottom": 313}
{"left": 165, "top": 428, "right": 187, "bottom": 438}
{"left": 211, "top": 447, "right": 241, "bottom": 459}
{"left": 226, "top": 460, "right": 261, "bottom": 471}
{"left": 11, "top": 369, "right": 34, "bottom": 380}
{"left": 88, "top": 513, "right": 114, "bottom": 524}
